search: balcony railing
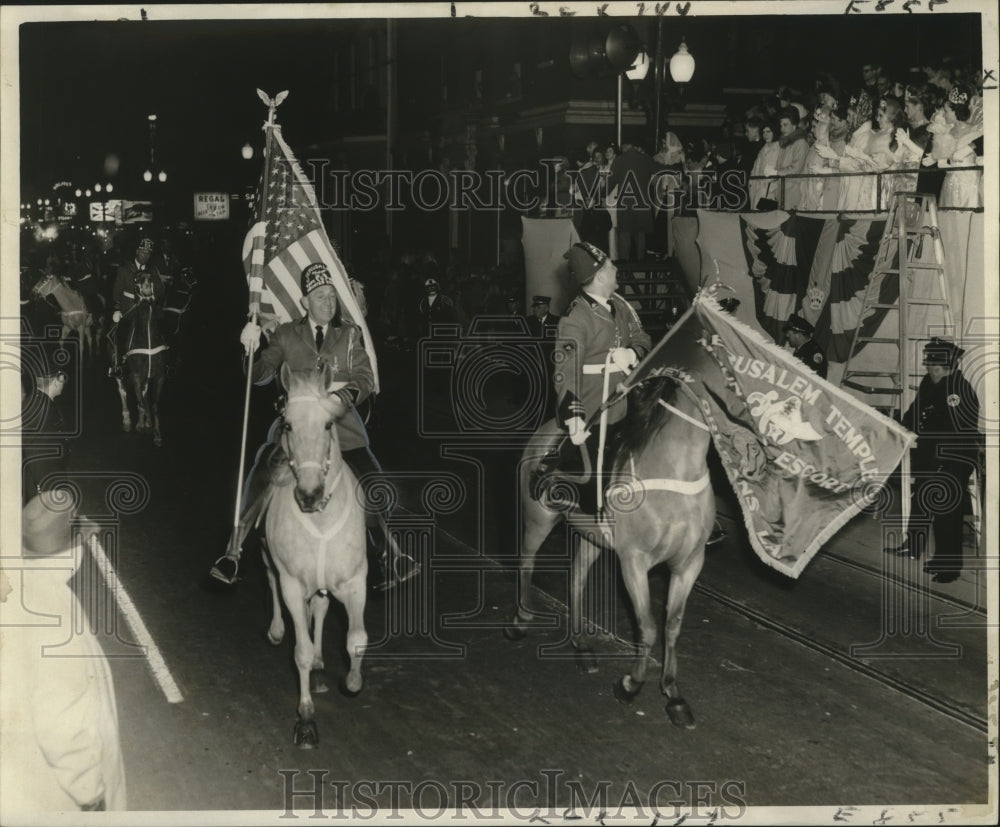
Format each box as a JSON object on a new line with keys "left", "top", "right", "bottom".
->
{"left": 746, "top": 163, "right": 984, "bottom": 214}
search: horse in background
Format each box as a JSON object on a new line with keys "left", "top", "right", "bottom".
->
{"left": 113, "top": 272, "right": 169, "bottom": 446}
{"left": 31, "top": 273, "right": 96, "bottom": 359}
{"left": 261, "top": 363, "right": 368, "bottom": 748}
{"left": 506, "top": 373, "right": 715, "bottom": 727}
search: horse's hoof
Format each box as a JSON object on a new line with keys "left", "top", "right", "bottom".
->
{"left": 153, "top": 434, "right": 163, "bottom": 447}
{"left": 293, "top": 720, "right": 319, "bottom": 749}
{"left": 613, "top": 675, "right": 642, "bottom": 705}
{"left": 339, "top": 676, "right": 363, "bottom": 698}
{"left": 266, "top": 629, "right": 283, "bottom": 646}
{"left": 310, "top": 670, "right": 330, "bottom": 694}
{"left": 666, "top": 698, "right": 696, "bottom": 729}
{"left": 503, "top": 617, "right": 527, "bottom": 642}
{"left": 574, "top": 647, "right": 599, "bottom": 675}
{"left": 122, "top": 423, "right": 132, "bottom": 433}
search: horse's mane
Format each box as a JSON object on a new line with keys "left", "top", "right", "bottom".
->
{"left": 612, "top": 375, "right": 681, "bottom": 472}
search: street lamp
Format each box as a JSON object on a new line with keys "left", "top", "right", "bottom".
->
{"left": 241, "top": 142, "right": 254, "bottom": 160}
{"left": 654, "top": 33, "right": 697, "bottom": 151}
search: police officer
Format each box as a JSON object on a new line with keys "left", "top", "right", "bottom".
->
{"left": 884, "top": 339, "right": 980, "bottom": 583}
{"left": 783, "top": 313, "right": 828, "bottom": 379}
{"left": 527, "top": 296, "right": 561, "bottom": 420}
{"left": 533, "top": 242, "right": 651, "bottom": 513}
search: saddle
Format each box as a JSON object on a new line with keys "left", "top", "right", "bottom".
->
{"left": 529, "top": 427, "right": 629, "bottom": 516}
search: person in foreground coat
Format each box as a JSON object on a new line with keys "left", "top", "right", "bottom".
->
{"left": 0, "top": 491, "right": 127, "bottom": 815}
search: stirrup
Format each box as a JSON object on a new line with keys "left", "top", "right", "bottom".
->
{"left": 210, "top": 554, "right": 240, "bottom": 585}
{"left": 374, "top": 552, "right": 422, "bottom": 592}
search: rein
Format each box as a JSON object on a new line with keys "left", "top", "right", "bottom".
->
{"left": 657, "top": 398, "right": 710, "bottom": 432}
{"left": 280, "top": 392, "right": 349, "bottom": 595}
{"left": 615, "top": 393, "right": 712, "bottom": 498}
{"left": 282, "top": 393, "right": 338, "bottom": 511}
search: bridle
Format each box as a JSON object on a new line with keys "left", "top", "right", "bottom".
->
{"left": 280, "top": 393, "right": 340, "bottom": 512}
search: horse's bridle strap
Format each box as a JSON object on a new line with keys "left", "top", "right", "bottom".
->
{"left": 658, "top": 399, "right": 710, "bottom": 432}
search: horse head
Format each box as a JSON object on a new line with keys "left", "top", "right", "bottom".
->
{"left": 279, "top": 362, "right": 348, "bottom": 513}
{"left": 31, "top": 272, "right": 57, "bottom": 299}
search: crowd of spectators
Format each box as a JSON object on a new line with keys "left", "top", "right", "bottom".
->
{"left": 538, "top": 56, "right": 984, "bottom": 241}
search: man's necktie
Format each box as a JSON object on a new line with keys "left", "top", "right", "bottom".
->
{"left": 315, "top": 325, "right": 324, "bottom": 351}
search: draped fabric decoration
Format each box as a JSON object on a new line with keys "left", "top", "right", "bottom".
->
{"left": 813, "top": 216, "right": 890, "bottom": 362}
{"left": 739, "top": 213, "right": 888, "bottom": 361}
{"left": 739, "top": 214, "right": 825, "bottom": 343}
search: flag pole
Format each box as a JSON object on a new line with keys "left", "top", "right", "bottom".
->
{"left": 231, "top": 93, "right": 282, "bottom": 544}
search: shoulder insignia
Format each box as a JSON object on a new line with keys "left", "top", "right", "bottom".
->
{"left": 947, "top": 394, "right": 961, "bottom": 407}
{"left": 813, "top": 353, "right": 823, "bottom": 364}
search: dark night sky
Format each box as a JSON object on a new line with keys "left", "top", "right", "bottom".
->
{"left": 15, "top": 7, "right": 985, "bottom": 201}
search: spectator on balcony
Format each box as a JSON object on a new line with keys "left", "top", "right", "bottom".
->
{"left": 836, "top": 97, "right": 910, "bottom": 212}
{"left": 737, "top": 117, "right": 764, "bottom": 175}
{"left": 607, "top": 143, "right": 657, "bottom": 262}
{"left": 927, "top": 84, "right": 984, "bottom": 209}
{"left": 800, "top": 106, "right": 835, "bottom": 212}
{"left": 852, "top": 61, "right": 881, "bottom": 130}
{"left": 573, "top": 147, "right": 613, "bottom": 250}
{"left": 774, "top": 106, "right": 809, "bottom": 210}
{"left": 652, "top": 132, "right": 685, "bottom": 257}
{"left": 749, "top": 121, "right": 780, "bottom": 210}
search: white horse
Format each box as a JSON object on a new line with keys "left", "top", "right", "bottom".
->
{"left": 261, "top": 363, "right": 368, "bottom": 748}
{"left": 32, "top": 273, "right": 95, "bottom": 358}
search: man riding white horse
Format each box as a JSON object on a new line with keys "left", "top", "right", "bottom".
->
{"left": 210, "top": 261, "right": 418, "bottom": 591}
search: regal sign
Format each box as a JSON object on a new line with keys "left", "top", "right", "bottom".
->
{"left": 194, "top": 192, "right": 230, "bottom": 221}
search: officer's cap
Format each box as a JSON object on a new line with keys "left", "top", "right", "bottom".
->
{"left": 783, "top": 313, "right": 815, "bottom": 336}
{"left": 923, "top": 337, "right": 964, "bottom": 367}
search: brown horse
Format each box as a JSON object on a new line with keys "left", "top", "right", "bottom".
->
{"left": 261, "top": 363, "right": 368, "bottom": 748}
{"left": 31, "top": 273, "right": 95, "bottom": 358}
{"left": 506, "top": 372, "right": 715, "bottom": 727}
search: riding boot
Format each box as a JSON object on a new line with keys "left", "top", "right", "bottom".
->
{"left": 210, "top": 445, "right": 279, "bottom": 584}
{"left": 529, "top": 433, "right": 583, "bottom": 502}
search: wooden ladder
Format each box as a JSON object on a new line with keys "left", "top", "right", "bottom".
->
{"left": 840, "top": 191, "right": 953, "bottom": 420}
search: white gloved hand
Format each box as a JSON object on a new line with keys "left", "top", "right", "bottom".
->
{"left": 610, "top": 347, "right": 638, "bottom": 373}
{"left": 240, "top": 321, "right": 262, "bottom": 355}
{"left": 567, "top": 416, "right": 590, "bottom": 446}
{"left": 112, "top": 310, "right": 122, "bottom": 323}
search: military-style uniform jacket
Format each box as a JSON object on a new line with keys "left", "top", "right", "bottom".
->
{"left": 901, "top": 369, "right": 981, "bottom": 471}
{"left": 554, "top": 291, "right": 651, "bottom": 427}
{"left": 113, "top": 259, "right": 164, "bottom": 316}
{"left": 252, "top": 315, "right": 374, "bottom": 452}
{"left": 793, "top": 338, "right": 828, "bottom": 379}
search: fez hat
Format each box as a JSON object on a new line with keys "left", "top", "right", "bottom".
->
{"left": 718, "top": 297, "right": 741, "bottom": 314}
{"left": 22, "top": 489, "right": 77, "bottom": 558}
{"left": 783, "top": 313, "right": 815, "bottom": 336}
{"left": 301, "top": 262, "right": 335, "bottom": 295}
{"left": 424, "top": 278, "right": 440, "bottom": 291}
{"left": 564, "top": 242, "right": 608, "bottom": 284}
{"left": 531, "top": 295, "right": 551, "bottom": 307}
{"left": 923, "top": 337, "right": 964, "bottom": 367}
{"left": 137, "top": 238, "right": 154, "bottom": 252}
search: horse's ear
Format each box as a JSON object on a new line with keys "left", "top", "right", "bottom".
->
{"left": 280, "top": 362, "right": 292, "bottom": 393}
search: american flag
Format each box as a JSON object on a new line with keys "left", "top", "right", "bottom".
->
{"left": 244, "top": 124, "right": 378, "bottom": 390}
